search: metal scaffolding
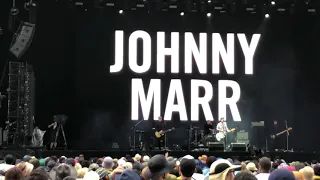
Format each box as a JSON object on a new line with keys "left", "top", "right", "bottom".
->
{"left": 6, "top": 62, "right": 35, "bottom": 147}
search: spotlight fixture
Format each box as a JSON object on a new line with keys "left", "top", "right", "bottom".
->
{"left": 265, "top": 13, "right": 270, "bottom": 18}
{"left": 271, "top": 1, "right": 275, "bottom": 5}
{"left": 208, "top": 0, "right": 211, "bottom": 3}
{"left": 207, "top": 13, "right": 211, "bottom": 17}
{"left": 119, "top": 9, "right": 123, "bottom": 14}
{"left": 180, "top": 12, "right": 184, "bottom": 16}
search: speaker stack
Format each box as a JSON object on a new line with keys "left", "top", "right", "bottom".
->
{"left": 10, "top": 22, "right": 35, "bottom": 59}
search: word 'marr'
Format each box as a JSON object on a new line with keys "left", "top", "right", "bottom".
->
{"left": 110, "top": 30, "right": 261, "bottom": 122}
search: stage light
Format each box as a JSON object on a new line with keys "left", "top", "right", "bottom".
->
{"left": 208, "top": 0, "right": 211, "bottom": 3}
{"left": 119, "top": 10, "right": 123, "bottom": 14}
{"left": 265, "top": 14, "right": 270, "bottom": 18}
{"left": 180, "top": 12, "right": 184, "bottom": 16}
{"left": 207, "top": 13, "right": 211, "bottom": 17}
{"left": 271, "top": 1, "right": 275, "bottom": 5}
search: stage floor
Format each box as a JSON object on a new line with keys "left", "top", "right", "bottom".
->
{"left": 0, "top": 149, "right": 318, "bottom": 162}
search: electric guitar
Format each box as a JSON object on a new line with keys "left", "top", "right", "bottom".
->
{"left": 155, "top": 128, "right": 175, "bottom": 138}
{"left": 216, "top": 128, "right": 236, "bottom": 141}
{"left": 271, "top": 127, "right": 292, "bottom": 139}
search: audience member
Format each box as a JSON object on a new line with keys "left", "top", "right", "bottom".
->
{"left": 246, "top": 162, "right": 258, "bottom": 174}
{"left": 77, "top": 168, "right": 88, "bottom": 178}
{"left": 235, "top": 171, "right": 258, "bottom": 180}
{"left": 209, "top": 162, "right": 235, "bottom": 180}
{"left": 83, "top": 171, "right": 99, "bottom": 180}
{"left": 59, "top": 157, "right": 67, "bottom": 164}
{"left": 46, "top": 160, "right": 57, "bottom": 172}
{"left": 133, "top": 154, "right": 141, "bottom": 163}
{"left": 0, "top": 154, "right": 15, "bottom": 172}
{"left": 116, "top": 169, "right": 140, "bottom": 180}
{"left": 123, "top": 162, "right": 133, "bottom": 170}
{"left": 74, "top": 163, "right": 82, "bottom": 171}
{"left": 1, "top": 151, "right": 320, "bottom": 180}
{"left": 81, "top": 160, "right": 90, "bottom": 168}
{"left": 5, "top": 167, "right": 23, "bottom": 180}
{"left": 65, "top": 158, "right": 75, "bottom": 167}
{"left": 143, "top": 156, "right": 150, "bottom": 163}
{"left": 208, "top": 159, "right": 240, "bottom": 180}
{"left": 145, "top": 155, "right": 173, "bottom": 180}
{"left": 50, "top": 164, "right": 72, "bottom": 180}
{"left": 314, "top": 164, "right": 320, "bottom": 179}
{"left": 89, "top": 163, "right": 99, "bottom": 171}
{"left": 255, "top": 157, "right": 271, "bottom": 180}
{"left": 103, "top": 157, "right": 114, "bottom": 171}
{"left": 26, "top": 168, "right": 49, "bottom": 180}
{"left": 179, "top": 158, "right": 196, "bottom": 180}
{"left": 16, "top": 162, "right": 34, "bottom": 177}
{"left": 29, "top": 158, "right": 40, "bottom": 169}
{"left": 203, "top": 156, "right": 216, "bottom": 176}
{"left": 269, "top": 168, "right": 295, "bottom": 180}
{"left": 292, "top": 171, "right": 303, "bottom": 180}
{"left": 300, "top": 166, "right": 315, "bottom": 180}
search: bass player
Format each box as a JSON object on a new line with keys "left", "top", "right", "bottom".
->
{"left": 270, "top": 120, "right": 285, "bottom": 151}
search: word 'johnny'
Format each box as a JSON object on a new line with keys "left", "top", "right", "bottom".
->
{"left": 110, "top": 30, "right": 261, "bottom": 121}
{"left": 111, "top": 30, "right": 261, "bottom": 74}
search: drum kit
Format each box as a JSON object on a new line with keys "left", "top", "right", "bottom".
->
{"left": 190, "top": 128, "right": 221, "bottom": 147}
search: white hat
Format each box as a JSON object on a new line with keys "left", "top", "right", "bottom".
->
{"left": 210, "top": 159, "right": 241, "bottom": 174}
{"left": 83, "top": 171, "right": 99, "bottom": 180}
{"left": 246, "top": 162, "right": 258, "bottom": 171}
{"left": 143, "top": 156, "right": 150, "bottom": 162}
{"left": 182, "top": 155, "right": 194, "bottom": 160}
{"left": 117, "top": 159, "right": 126, "bottom": 167}
{"left": 134, "top": 154, "right": 141, "bottom": 161}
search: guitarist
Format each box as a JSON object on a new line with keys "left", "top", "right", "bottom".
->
{"left": 216, "top": 117, "right": 230, "bottom": 134}
{"left": 270, "top": 120, "right": 284, "bottom": 151}
{"left": 216, "top": 117, "right": 230, "bottom": 149}
{"left": 155, "top": 116, "right": 165, "bottom": 150}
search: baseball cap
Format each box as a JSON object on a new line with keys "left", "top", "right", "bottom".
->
{"left": 115, "top": 169, "right": 140, "bottom": 180}
{"left": 246, "top": 162, "right": 258, "bottom": 171}
{"left": 180, "top": 158, "right": 196, "bottom": 178}
{"left": 269, "top": 168, "right": 295, "bottom": 180}
{"left": 145, "top": 155, "right": 173, "bottom": 179}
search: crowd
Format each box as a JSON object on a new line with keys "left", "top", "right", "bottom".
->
{"left": 0, "top": 152, "right": 319, "bottom": 180}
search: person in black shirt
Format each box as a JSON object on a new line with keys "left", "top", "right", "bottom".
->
{"left": 48, "top": 120, "right": 58, "bottom": 149}
{"left": 155, "top": 116, "right": 165, "bottom": 150}
{"left": 270, "top": 120, "right": 284, "bottom": 151}
{"left": 203, "top": 120, "right": 214, "bottom": 136}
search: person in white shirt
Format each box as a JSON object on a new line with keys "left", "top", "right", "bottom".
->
{"left": 216, "top": 118, "right": 230, "bottom": 150}
{"left": 0, "top": 154, "right": 15, "bottom": 173}
{"left": 255, "top": 157, "right": 271, "bottom": 180}
{"left": 216, "top": 118, "right": 230, "bottom": 133}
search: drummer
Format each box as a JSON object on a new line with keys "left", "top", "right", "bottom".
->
{"left": 203, "top": 119, "right": 214, "bottom": 136}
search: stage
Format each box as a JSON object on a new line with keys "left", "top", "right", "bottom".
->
{"left": 0, "top": 148, "right": 318, "bottom": 162}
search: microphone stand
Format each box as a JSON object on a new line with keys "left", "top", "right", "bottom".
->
{"left": 130, "top": 119, "right": 144, "bottom": 150}
{"left": 164, "top": 120, "right": 168, "bottom": 151}
{"left": 284, "top": 120, "right": 289, "bottom": 151}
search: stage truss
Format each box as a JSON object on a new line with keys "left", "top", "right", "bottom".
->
{"left": 6, "top": 62, "right": 35, "bottom": 147}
